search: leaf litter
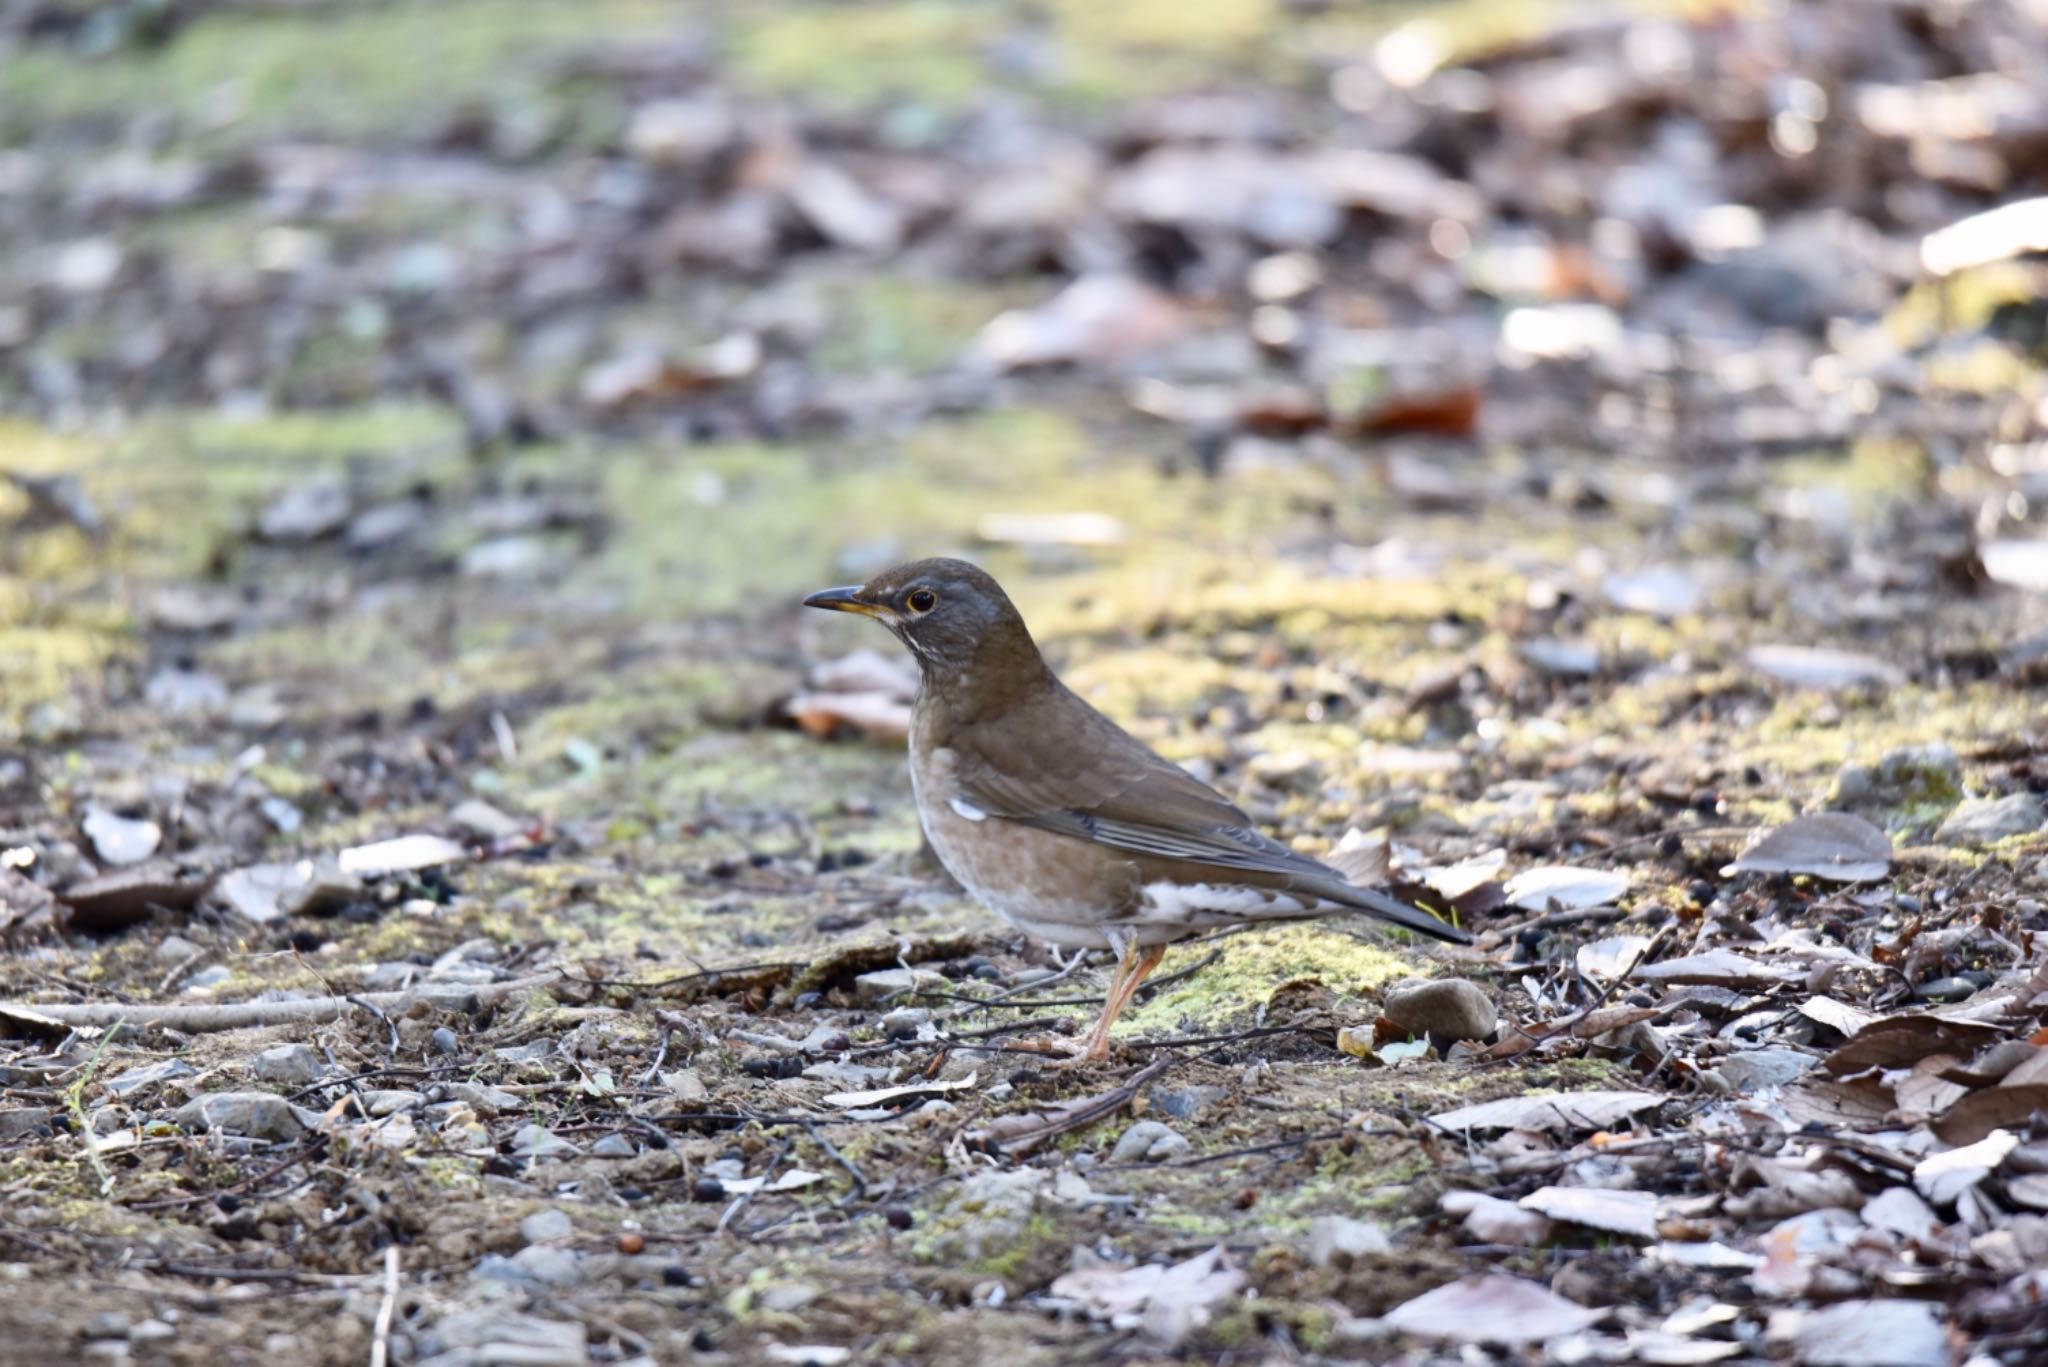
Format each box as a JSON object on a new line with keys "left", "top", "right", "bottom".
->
{"left": 0, "top": 0, "right": 2045, "bottom": 1362}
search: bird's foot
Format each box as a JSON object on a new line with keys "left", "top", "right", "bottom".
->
{"left": 1003, "top": 1034, "right": 1113, "bottom": 1067}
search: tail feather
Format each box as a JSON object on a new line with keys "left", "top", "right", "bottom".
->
{"left": 1299, "top": 876, "right": 1472, "bottom": 945}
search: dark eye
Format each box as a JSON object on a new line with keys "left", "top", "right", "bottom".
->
{"left": 906, "top": 588, "right": 937, "bottom": 613}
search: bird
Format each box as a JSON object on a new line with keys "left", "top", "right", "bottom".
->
{"left": 803, "top": 557, "right": 1471, "bottom": 1062}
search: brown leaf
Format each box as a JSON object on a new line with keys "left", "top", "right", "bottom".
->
{"left": 1344, "top": 384, "right": 1482, "bottom": 439}
{"left": 1724, "top": 812, "right": 1892, "bottom": 882}
{"left": 1823, "top": 1016, "right": 2005, "bottom": 1076}
{"left": 1931, "top": 1084, "right": 2048, "bottom": 1146}
{"left": 1634, "top": 949, "right": 1798, "bottom": 987}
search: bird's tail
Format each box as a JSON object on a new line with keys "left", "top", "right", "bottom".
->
{"left": 1300, "top": 877, "right": 1472, "bottom": 945}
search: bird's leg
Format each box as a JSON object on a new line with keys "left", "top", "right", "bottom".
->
{"left": 1065, "top": 942, "right": 1167, "bottom": 1065}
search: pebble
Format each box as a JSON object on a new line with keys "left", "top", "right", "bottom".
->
{"left": 1914, "top": 976, "right": 1979, "bottom": 1003}
{"left": 509, "top": 1124, "right": 578, "bottom": 1158}
{"left": 1307, "top": 1214, "right": 1392, "bottom": 1268}
{"left": 1151, "top": 1085, "right": 1230, "bottom": 1121}
{"left": 85, "top": 1312, "right": 131, "bottom": 1341}
{"left": 171, "top": 1093, "right": 313, "bottom": 1141}
{"left": 449, "top": 799, "right": 524, "bottom": 842}
{"left": 1110, "top": 1120, "right": 1192, "bottom": 1162}
{"left": 519, "top": 1208, "right": 573, "bottom": 1245}
{"left": 128, "top": 1320, "right": 175, "bottom": 1344}
{"left": 430, "top": 1026, "right": 460, "bottom": 1054}
{"left": 880, "top": 1006, "right": 930, "bottom": 1040}
{"left": 104, "top": 1059, "right": 198, "bottom": 1099}
{"left": 591, "top": 1134, "right": 636, "bottom": 1158}
{"left": 853, "top": 967, "right": 944, "bottom": 1005}
{"left": 0, "top": 1107, "right": 52, "bottom": 1140}
{"left": 153, "top": 934, "right": 203, "bottom": 963}
{"left": 447, "top": 1082, "right": 521, "bottom": 1115}
{"left": 252, "top": 1044, "right": 323, "bottom": 1086}
{"left": 1937, "top": 793, "right": 2046, "bottom": 845}
{"left": 182, "top": 966, "right": 233, "bottom": 990}
{"left": 81, "top": 806, "right": 163, "bottom": 866}
{"left": 1380, "top": 978, "right": 1499, "bottom": 1042}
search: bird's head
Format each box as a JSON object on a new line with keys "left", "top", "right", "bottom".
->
{"left": 802, "top": 557, "right": 1042, "bottom": 681}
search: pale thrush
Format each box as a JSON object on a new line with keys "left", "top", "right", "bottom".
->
{"left": 804, "top": 557, "right": 1470, "bottom": 1061}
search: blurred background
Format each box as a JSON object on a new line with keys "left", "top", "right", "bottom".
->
{"left": 1, "top": 0, "right": 2045, "bottom": 890}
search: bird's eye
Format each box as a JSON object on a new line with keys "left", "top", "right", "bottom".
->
{"left": 906, "top": 588, "right": 937, "bottom": 613}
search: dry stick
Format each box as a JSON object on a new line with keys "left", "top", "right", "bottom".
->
{"left": 0, "top": 973, "right": 563, "bottom": 1032}
{"left": 369, "top": 1245, "right": 400, "bottom": 1367}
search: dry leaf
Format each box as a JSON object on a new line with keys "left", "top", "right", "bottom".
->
{"left": 1724, "top": 812, "right": 1891, "bottom": 882}
{"left": 1430, "top": 1090, "right": 1666, "bottom": 1133}
{"left": 1384, "top": 1273, "right": 1601, "bottom": 1345}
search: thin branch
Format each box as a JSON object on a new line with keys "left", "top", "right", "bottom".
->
{"left": 0, "top": 973, "right": 562, "bottom": 1032}
{"left": 369, "top": 1245, "right": 400, "bottom": 1367}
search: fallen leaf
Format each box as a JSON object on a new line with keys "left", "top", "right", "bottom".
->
{"left": 822, "top": 1074, "right": 978, "bottom": 1109}
{"left": 1930, "top": 1084, "right": 2048, "bottom": 1146}
{"left": 1787, "top": 1299, "right": 1947, "bottom": 1367}
{"left": 1518, "top": 1185, "right": 1659, "bottom": 1238}
{"left": 1824, "top": 1015, "right": 2005, "bottom": 1075}
{"left": 1745, "top": 644, "right": 1904, "bottom": 689}
{"left": 1048, "top": 1246, "right": 1244, "bottom": 1346}
{"left": 1634, "top": 950, "right": 1798, "bottom": 987}
{"left": 1430, "top": 1090, "right": 1666, "bottom": 1133}
{"left": 722, "top": 1169, "right": 825, "bottom": 1196}
{"left": 1724, "top": 812, "right": 1891, "bottom": 883}
{"left": 1913, "top": 1129, "right": 2019, "bottom": 1204}
{"left": 1384, "top": 1273, "right": 1600, "bottom": 1345}
{"left": 1503, "top": 865, "right": 1630, "bottom": 912}
{"left": 338, "top": 834, "right": 469, "bottom": 876}
{"left": 1577, "top": 934, "right": 1655, "bottom": 981}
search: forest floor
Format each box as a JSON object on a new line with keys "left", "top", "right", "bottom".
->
{"left": 2, "top": 0, "right": 2048, "bottom": 1363}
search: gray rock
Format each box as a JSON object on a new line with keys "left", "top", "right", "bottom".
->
{"left": 1833, "top": 744, "right": 1962, "bottom": 810}
{"left": 880, "top": 1006, "right": 930, "bottom": 1040}
{"left": 449, "top": 799, "right": 524, "bottom": 842}
{"left": 0, "top": 1107, "right": 52, "bottom": 1140}
{"left": 257, "top": 478, "right": 350, "bottom": 542}
{"left": 252, "top": 1043, "right": 322, "bottom": 1086}
{"left": 84, "top": 1312, "right": 131, "bottom": 1341}
{"left": 82, "top": 806, "right": 162, "bottom": 866}
{"left": 360, "top": 962, "right": 420, "bottom": 991}
{"left": 361, "top": 1089, "right": 424, "bottom": 1115}
{"left": 128, "top": 1320, "right": 174, "bottom": 1344}
{"left": 1308, "top": 1214, "right": 1392, "bottom": 1268}
{"left": 153, "top": 934, "right": 203, "bottom": 963}
{"left": 104, "top": 1059, "right": 198, "bottom": 1099}
{"left": 1938, "top": 794, "right": 2046, "bottom": 845}
{"left": 591, "top": 1134, "right": 636, "bottom": 1158}
{"left": 182, "top": 965, "right": 233, "bottom": 990}
{"left": 415, "top": 1309, "right": 586, "bottom": 1365}
{"left": 509, "top": 1245, "right": 584, "bottom": 1286}
{"left": 1110, "top": 1120, "right": 1192, "bottom": 1162}
{"left": 1705, "top": 1048, "right": 1816, "bottom": 1093}
{"left": 430, "top": 1026, "right": 459, "bottom": 1054}
{"left": 171, "top": 1092, "right": 313, "bottom": 1141}
{"left": 853, "top": 967, "right": 942, "bottom": 1005}
{"left": 520, "top": 1208, "right": 573, "bottom": 1245}
{"left": 448, "top": 1081, "right": 521, "bottom": 1116}
{"left": 510, "top": 1123, "right": 578, "bottom": 1158}
{"left": 1381, "top": 978, "right": 1499, "bottom": 1042}
{"left": 1152, "top": 1085, "right": 1230, "bottom": 1121}
{"left": 277, "top": 858, "right": 362, "bottom": 916}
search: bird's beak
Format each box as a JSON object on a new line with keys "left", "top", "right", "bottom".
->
{"left": 802, "top": 584, "right": 891, "bottom": 619}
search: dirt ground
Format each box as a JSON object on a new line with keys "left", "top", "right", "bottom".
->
{"left": 2, "top": 0, "right": 2047, "bottom": 1363}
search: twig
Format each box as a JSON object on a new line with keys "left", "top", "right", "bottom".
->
{"left": 369, "top": 1245, "right": 400, "bottom": 1367}
{"left": 0, "top": 973, "right": 561, "bottom": 1032}
{"left": 1126, "top": 1022, "right": 1326, "bottom": 1052}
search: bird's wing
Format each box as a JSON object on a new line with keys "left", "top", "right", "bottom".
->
{"left": 945, "top": 683, "right": 1471, "bottom": 945}
{"left": 949, "top": 684, "right": 1355, "bottom": 881}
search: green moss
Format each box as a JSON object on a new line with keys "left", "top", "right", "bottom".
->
{"left": 1121, "top": 923, "right": 1409, "bottom": 1036}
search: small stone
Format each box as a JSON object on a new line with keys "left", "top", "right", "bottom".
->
{"left": 1937, "top": 794, "right": 2046, "bottom": 845}
{"left": 449, "top": 799, "right": 523, "bottom": 842}
{"left": 0, "top": 1107, "right": 53, "bottom": 1140}
{"left": 128, "top": 1320, "right": 174, "bottom": 1344}
{"left": 257, "top": 478, "right": 350, "bottom": 542}
{"left": 171, "top": 1092, "right": 312, "bottom": 1141}
{"left": 880, "top": 1007, "right": 930, "bottom": 1040}
{"left": 82, "top": 806, "right": 162, "bottom": 867}
{"left": 519, "top": 1209, "right": 573, "bottom": 1245}
{"left": 85, "top": 1312, "right": 131, "bottom": 1341}
{"left": 1442, "top": 1191, "right": 1551, "bottom": 1245}
{"left": 253, "top": 1044, "right": 322, "bottom": 1086}
{"left": 153, "top": 934, "right": 202, "bottom": 963}
{"left": 1914, "top": 976, "right": 1979, "bottom": 1003}
{"left": 104, "top": 1059, "right": 199, "bottom": 1098}
{"left": 510, "top": 1124, "right": 578, "bottom": 1158}
{"left": 1110, "top": 1120, "right": 1193, "bottom": 1162}
{"left": 1380, "top": 978, "right": 1499, "bottom": 1042}
{"left": 445, "top": 1081, "right": 518, "bottom": 1117}
{"left": 430, "top": 1026, "right": 460, "bottom": 1055}
{"left": 853, "top": 968, "right": 943, "bottom": 1005}
{"left": 1151, "top": 1086, "right": 1229, "bottom": 1121}
{"left": 1308, "top": 1214, "right": 1392, "bottom": 1268}
{"left": 361, "top": 1089, "right": 424, "bottom": 1116}
{"left": 182, "top": 965, "right": 232, "bottom": 990}
{"left": 592, "top": 1134, "right": 636, "bottom": 1158}
{"left": 692, "top": 1176, "right": 726, "bottom": 1202}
